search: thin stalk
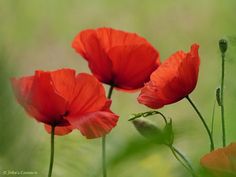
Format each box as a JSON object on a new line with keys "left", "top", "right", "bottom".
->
{"left": 172, "top": 146, "right": 194, "bottom": 172}
{"left": 48, "top": 125, "right": 55, "bottom": 177}
{"left": 220, "top": 53, "right": 226, "bottom": 147}
{"left": 169, "top": 146, "right": 196, "bottom": 177}
{"left": 186, "top": 96, "right": 214, "bottom": 151}
{"left": 210, "top": 100, "right": 216, "bottom": 137}
{"left": 102, "top": 136, "right": 107, "bottom": 177}
{"left": 102, "top": 85, "right": 114, "bottom": 177}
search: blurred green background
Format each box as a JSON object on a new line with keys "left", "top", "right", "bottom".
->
{"left": 0, "top": 0, "right": 236, "bottom": 176}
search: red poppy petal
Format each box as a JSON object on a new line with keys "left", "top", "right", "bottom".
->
{"left": 11, "top": 76, "right": 34, "bottom": 106}
{"left": 29, "top": 71, "right": 67, "bottom": 124}
{"left": 201, "top": 148, "right": 231, "bottom": 170}
{"left": 69, "top": 73, "right": 108, "bottom": 115}
{"left": 67, "top": 111, "right": 119, "bottom": 139}
{"left": 225, "top": 143, "right": 236, "bottom": 171}
{"left": 138, "top": 81, "right": 166, "bottom": 109}
{"left": 108, "top": 44, "right": 160, "bottom": 90}
{"left": 95, "top": 28, "right": 147, "bottom": 49}
{"left": 50, "top": 68, "right": 77, "bottom": 103}
{"left": 11, "top": 76, "right": 47, "bottom": 120}
{"left": 138, "top": 44, "right": 200, "bottom": 109}
{"left": 44, "top": 124, "right": 73, "bottom": 136}
{"left": 72, "top": 30, "right": 113, "bottom": 83}
{"left": 177, "top": 44, "right": 200, "bottom": 93}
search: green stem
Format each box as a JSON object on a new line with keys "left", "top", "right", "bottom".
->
{"left": 210, "top": 100, "right": 216, "bottom": 138}
{"left": 172, "top": 146, "right": 194, "bottom": 172}
{"left": 186, "top": 96, "right": 214, "bottom": 151}
{"left": 169, "top": 146, "right": 196, "bottom": 177}
{"left": 48, "top": 125, "right": 55, "bottom": 177}
{"left": 220, "top": 53, "right": 226, "bottom": 147}
{"left": 102, "top": 136, "right": 107, "bottom": 177}
{"left": 102, "top": 85, "right": 114, "bottom": 177}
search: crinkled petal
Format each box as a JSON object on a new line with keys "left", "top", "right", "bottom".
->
{"left": 67, "top": 111, "right": 119, "bottom": 139}
{"left": 72, "top": 29, "right": 113, "bottom": 83}
{"left": 50, "top": 68, "right": 77, "bottom": 103}
{"left": 44, "top": 124, "right": 73, "bottom": 136}
{"left": 11, "top": 76, "right": 34, "bottom": 106}
{"left": 108, "top": 44, "right": 159, "bottom": 90}
{"left": 68, "top": 73, "right": 109, "bottom": 116}
{"left": 28, "top": 70, "right": 67, "bottom": 125}
{"left": 138, "top": 44, "right": 200, "bottom": 109}
{"left": 72, "top": 27, "right": 160, "bottom": 90}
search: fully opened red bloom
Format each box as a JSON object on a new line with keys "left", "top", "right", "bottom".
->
{"left": 11, "top": 69, "right": 119, "bottom": 138}
{"left": 138, "top": 44, "right": 200, "bottom": 109}
{"left": 72, "top": 27, "right": 160, "bottom": 91}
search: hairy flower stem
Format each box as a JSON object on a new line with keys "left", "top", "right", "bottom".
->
{"left": 48, "top": 125, "right": 55, "bottom": 177}
{"left": 102, "top": 85, "right": 114, "bottom": 177}
{"left": 169, "top": 146, "right": 196, "bottom": 177}
{"left": 220, "top": 52, "right": 226, "bottom": 147}
{"left": 186, "top": 96, "right": 214, "bottom": 151}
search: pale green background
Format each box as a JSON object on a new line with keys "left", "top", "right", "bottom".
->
{"left": 0, "top": 0, "right": 236, "bottom": 177}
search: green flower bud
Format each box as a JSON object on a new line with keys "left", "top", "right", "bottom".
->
{"left": 219, "top": 39, "right": 228, "bottom": 54}
{"left": 132, "top": 118, "right": 174, "bottom": 145}
{"left": 216, "top": 87, "right": 221, "bottom": 106}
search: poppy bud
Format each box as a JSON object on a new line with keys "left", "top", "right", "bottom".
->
{"left": 216, "top": 87, "right": 221, "bottom": 106}
{"left": 219, "top": 39, "right": 228, "bottom": 54}
{"left": 132, "top": 118, "right": 174, "bottom": 145}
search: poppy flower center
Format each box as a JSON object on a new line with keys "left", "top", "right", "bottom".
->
{"left": 62, "top": 110, "right": 69, "bottom": 117}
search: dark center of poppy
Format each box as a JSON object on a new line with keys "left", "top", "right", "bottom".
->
{"left": 62, "top": 110, "right": 69, "bottom": 117}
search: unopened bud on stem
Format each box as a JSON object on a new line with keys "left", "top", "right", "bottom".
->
{"left": 219, "top": 39, "right": 228, "bottom": 54}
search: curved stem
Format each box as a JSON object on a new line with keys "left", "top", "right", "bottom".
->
{"left": 155, "top": 111, "right": 167, "bottom": 124}
{"left": 220, "top": 53, "right": 226, "bottom": 147}
{"left": 172, "top": 146, "right": 194, "bottom": 171}
{"left": 186, "top": 96, "right": 214, "bottom": 151}
{"left": 48, "top": 125, "right": 55, "bottom": 177}
{"left": 128, "top": 111, "right": 167, "bottom": 124}
{"left": 102, "top": 85, "right": 114, "bottom": 177}
{"left": 169, "top": 146, "right": 196, "bottom": 177}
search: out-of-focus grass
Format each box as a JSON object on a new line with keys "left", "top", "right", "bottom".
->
{"left": 0, "top": 0, "right": 236, "bottom": 177}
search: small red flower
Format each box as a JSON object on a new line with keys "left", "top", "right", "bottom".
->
{"left": 200, "top": 143, "right": 236, "bottom": 177}
{"left": 72, "top": 27, "right": 160, "bottom": 91}
{"left": 138, "top": 44, "right": 200, "bottom": 109}
{"left": 11, "top": 69, "right": 119, "bottom": 138}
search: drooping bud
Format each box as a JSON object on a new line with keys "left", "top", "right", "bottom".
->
{"left": 132, "top": 118, "right": 174, "bottom": 145}
{"left": 219, "top": 39, "right": 228, "bottom": 54}
{"left": 133, "top": 119, "right": 163, "bottom": 144}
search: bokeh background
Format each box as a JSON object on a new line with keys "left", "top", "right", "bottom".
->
{"left": 0, "top": 0, "right": 236, "bottom": 176}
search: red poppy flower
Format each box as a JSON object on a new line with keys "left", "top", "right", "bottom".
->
{"left": 11, "top": 69, "right": 119, "bottom": 138}
{"left": 200, "top": 143, "right": 236, "bottom": 177}
{"left": 138, "top": 44, "right": 200, "bottom": 109}
{"left": 72, "top": 27, "right": 160, "bottom": 91}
